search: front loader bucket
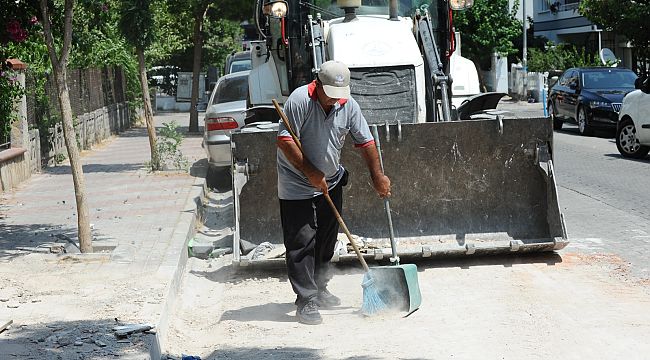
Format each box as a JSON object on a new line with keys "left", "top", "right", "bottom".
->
{"left": 231, "top": 117, "right": 568, "bottom": 266}
{"left": 369, "top": 264, "right": 421, "bottom": 315}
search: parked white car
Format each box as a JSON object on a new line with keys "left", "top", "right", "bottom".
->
{"left": 616, "top": 77, "right": 650, "bottom": 159}
{"left": 202, "top": 71, "right": 250, "bottom": 167}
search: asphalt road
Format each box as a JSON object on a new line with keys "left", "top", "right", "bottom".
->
{"left": 553, "top": 123, "right": 650, "bottom": 279}
{"left": 497, "top": 100, "right": 650, "bottom": 279}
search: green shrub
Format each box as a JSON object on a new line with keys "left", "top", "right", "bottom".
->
{"left": 0, "top": 69, "right": 25, "bottom": 146}
{"left": 528, "top": 42, "right": 600, "bottom": 73}
{"left": 155, "top": 121, "right": 188, "bottom": 171}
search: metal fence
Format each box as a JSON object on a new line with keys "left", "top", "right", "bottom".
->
{"left": 24, "top": 66, "right": 126, "bottom": 130}
{"left": 22, "top": 66, "right": 130, "bottom": 167}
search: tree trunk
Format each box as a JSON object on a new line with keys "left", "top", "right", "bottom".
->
{"left": 189, "top": 10, "right": 207, "bottom": 133}
{"left": 473, "top": 59, "right": 489, "bottom": 93}
{"left": 138, "top": 48, "right": 160, "bottom": 170}
{"left": 40, "top": 0, "right": 92, "bottom": 253}
{"left": 53, "top": 66, "right": 93, "bottom": 253}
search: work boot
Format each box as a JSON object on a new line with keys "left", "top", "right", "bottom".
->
{"left": 297, "top": 300, "right": 322, "bottom": 325}
{"left": 316, "top": 288, "right": 341, "bottom": 308}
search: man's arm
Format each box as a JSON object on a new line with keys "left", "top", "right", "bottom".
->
{"left": 277, "top": 139, "right": 329, "bottom": 194}
{"left": 359, "top": 145, "right": 391, "bottom": 198}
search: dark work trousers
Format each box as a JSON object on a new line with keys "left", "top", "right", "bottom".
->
{"left": 279, "top": 176, "right": 347, "bottom": 308}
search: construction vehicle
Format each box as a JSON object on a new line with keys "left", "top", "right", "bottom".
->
{"left": 229, "top": 0, "right": 568, "bottom": 266}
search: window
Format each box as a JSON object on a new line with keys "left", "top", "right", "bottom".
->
{"left": 229, "top": 59, "right": 252, "bottom": 74}
{"left": 211, "top": 75, "right": 249, "bottom": 105}
{"left": 581, "top": 70, "right": 638, "bottom": 89}
{"left": 559, "top": 70, "right": 574, "bottom": 86}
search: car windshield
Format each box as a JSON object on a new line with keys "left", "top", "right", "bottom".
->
{"left": 316, "top": 0, "right": 428, "bottom": 19}
{"left": 582, "top": 70, "right": 637, "bottom": 89}
{"left": 212, "top": 75, "right": 248, "bottom": 105}
{"left": 230, "top": 59, "right": 251, "bottom": 73}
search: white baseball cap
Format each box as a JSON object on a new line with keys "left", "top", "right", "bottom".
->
{"left": 317, "top": 60, "right": 351, "bottom": 99}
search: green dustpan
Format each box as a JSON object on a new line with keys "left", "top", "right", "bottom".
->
{"left": 369, "top": 264, "right": 421, "bottom": 315}
{"left": 370, "top": 125, "right": 422, "bottom": 316}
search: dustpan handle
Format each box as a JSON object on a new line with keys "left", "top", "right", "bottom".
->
{"left": 371, "top": 125, "right": 399, "bottom": 265}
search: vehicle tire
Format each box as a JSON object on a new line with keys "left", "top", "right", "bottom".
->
{"left": 577, "top": 106, "right": 593, "bottom": 136}
{"left": 616, "top": 118, "right": 650, "bottom": 159}
{"left": 549, "top": 101, "right": 562, "bottom": 130}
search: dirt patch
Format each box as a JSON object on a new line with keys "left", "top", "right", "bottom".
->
{"left": 164, "top": 252, "right": 650, "bottom": 359}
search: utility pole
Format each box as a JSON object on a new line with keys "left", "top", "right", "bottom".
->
{"left": 522, "top": 0, "right": 528, "bottom": 100}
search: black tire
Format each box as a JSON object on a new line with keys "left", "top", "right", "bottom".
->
{"left": 549, "top": 101, "right": 562, "bottom": 130}
{"left": 577, "top": 106, "right": 593, "bottom": 136}
{"left": 616, "top": 118, "right": 650, "bottom": 159}
{"left": 206, "top": 164, "right": 233, "bottom": 192}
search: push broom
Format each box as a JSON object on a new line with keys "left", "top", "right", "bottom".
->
{"left": 272, "top": 99, "right": 387, "bottom": 315}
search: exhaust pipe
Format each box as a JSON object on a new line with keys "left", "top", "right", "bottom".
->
{"left": 389, "top": 0, "right": 398, "bottom": 20}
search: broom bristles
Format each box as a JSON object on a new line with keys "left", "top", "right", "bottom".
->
{"left": 361, "top": 272, "right": 387, "bottom": 316}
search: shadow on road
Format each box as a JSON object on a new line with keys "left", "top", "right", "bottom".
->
{"left": 190, "top": 263, "right": 289, "bottom": 285}
{"left": 45, "top": 163, "right": 146, "bottom": 175}
{"left": 556, "top": 126, "right": 615, "bottom": 139}
{"left": 415, "top": 251, "right": 564, "bottom": 271}
{"left": 190, "top": 158, "right": 209, "bottom": 179}
{"left": 0, "top": 223, "right": 110, "bottom": 260}
{"left": 219, "top": 302, "right": 296, "bottom": 323}
{"left": 169, "top": 346, "right": 420, "bottom": 360}
{"left": 603, "top": 153, "right": 650, "bottom": 162}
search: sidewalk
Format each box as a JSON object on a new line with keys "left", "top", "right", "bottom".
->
{"left": 0, "top": 112, "right": 205, "bottom": 359}
{"left": 496, "top": 97, "right": 546, "bottom": 118}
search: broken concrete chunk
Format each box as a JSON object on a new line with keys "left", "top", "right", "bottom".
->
{"left": 239, "top": 239, "right": 257, "bottom": 255}
{"left": 250, "top": 242, "right": 275, "bottom": 260}
{"left": 209, "top": 248, "right": 232, "bottom": 258}
{"left": 189, "top": 242, "right": 214, "bottom": 259}
{"left": 56, "top": 335, "right": 74, "bottom": 346}
{"left": 94, "top": 339, "right": 107, "bottom": 347}
{"left": 112, "top": 323, "right": 154, "bottom": 338}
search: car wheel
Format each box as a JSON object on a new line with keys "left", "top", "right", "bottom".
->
{"left": 616, "top": 118, "right": 650, "bottom": 159}
{"left": 549, "top": 101, "right": 562, "bottom": 130}
{"left": 577, "top": 106, "right": 593, "bottom": 136}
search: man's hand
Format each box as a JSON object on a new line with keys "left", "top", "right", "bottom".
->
{"left": 372, "top": 174, "right": 391, "bottom": 198}
{"left": 306, "top": 168, "right": 328, "bottom": 194}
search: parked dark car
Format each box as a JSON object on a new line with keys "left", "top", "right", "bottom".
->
{"left": 548, "top": 67, "right": 638, "bottom": 135}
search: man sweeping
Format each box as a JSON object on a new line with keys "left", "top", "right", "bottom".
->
{"left": 276, "top": 60, "right": 391, "bottom": 325}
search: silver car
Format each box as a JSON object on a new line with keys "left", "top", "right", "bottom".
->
{"left": 203, "top": 71, "right": 249, "bottom": 167}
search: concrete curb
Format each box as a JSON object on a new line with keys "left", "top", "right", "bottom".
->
{"left": 149, "top": 174, "right": 205, "bottom": 360}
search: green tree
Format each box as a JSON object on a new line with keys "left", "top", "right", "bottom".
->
{"left": 146, "top": 0, "right": 192, "bottom": 66}
{"left": 454, "top": 0, "right": 522, "bottom": 89}
{"left": 579, "top": 0, "right": 650, "bottom": 74}
{"left": 167, "top": 0, "right": 251, "bottom": 133}
{"left": 119, "top": 0, "right": 161, "bottom": 170}
{"left": 202, "top": 17, "right": 244, "bottom": 72}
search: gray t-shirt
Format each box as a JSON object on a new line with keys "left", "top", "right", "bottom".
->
{"left": 277, "top": 81, "right": 374, "bottom": 200}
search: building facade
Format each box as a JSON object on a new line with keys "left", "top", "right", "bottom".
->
{"left": 532, "top": 0, "right": 635, "bottom": 69}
